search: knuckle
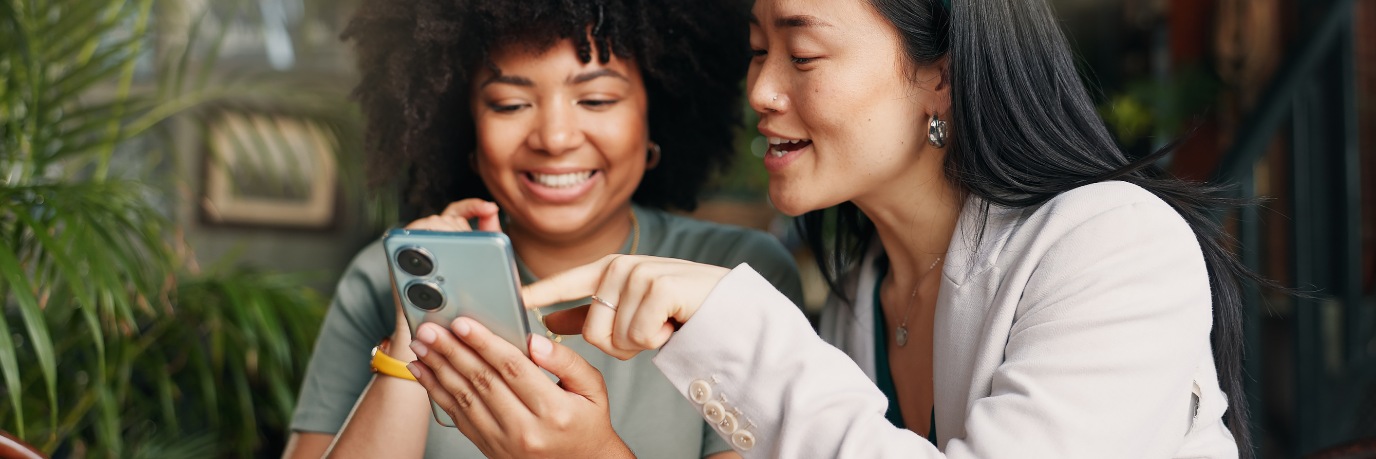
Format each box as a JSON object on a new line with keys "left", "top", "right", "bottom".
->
{"left": 551, "top": 410, "right": 576, "bottom": 429}
{"left": 628, "top": 328, "right": 653, "bottom": 349}
{"left": 607, "top": 255, "right": 635, "bottom": 275}
{"left": 454, "top": 389, "right": 477, "bottom": 410}
{"left": 610, "top": 332, "right": 631, "bottom": 350}
{"left": 469, "top": 368, "right": 498, "bottom": 393}
{"left": 517, "top": 432, "right": 547, "bottom": 454}
{"left": 498, "top": 358, "right": 525, "bottom": 380}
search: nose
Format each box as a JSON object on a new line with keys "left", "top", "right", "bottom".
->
{"left": 528, "top": 97, "right": 584, "bottom": 156}
{"left": 747, "top": 55, "right": 787, "bottom": 116}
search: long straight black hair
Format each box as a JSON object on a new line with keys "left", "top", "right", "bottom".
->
{"left": 797, "top": 0, "right": 1256, "bottom": 456}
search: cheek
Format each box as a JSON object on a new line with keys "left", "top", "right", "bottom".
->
{"left": 807, "top": 68, "right": 923, "bottom": 160}
{"left": 587, "top": 109, "right": 648, "bottom": 175}
{"left": 475, "top": 117, "right": 526, "bottom": 155}
{"left": 796, "top": 79, "right": 878, "bottom": 169}
{"left": 473, "top": 119, "right": 525, "bottom": 195}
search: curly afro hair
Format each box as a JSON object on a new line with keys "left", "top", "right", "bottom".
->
{"left": 341, "top": 0, "right": 751, "bottom": 215}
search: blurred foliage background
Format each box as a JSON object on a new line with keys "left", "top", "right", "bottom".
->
{"left": 0, "top": 0, "right": 375, "bottom": 456}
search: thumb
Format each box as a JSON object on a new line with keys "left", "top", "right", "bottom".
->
{"left": 528, "top": 334, "right": 607, "bottom": 403}
{"left": 542, "top": 305, "right": 590, "bottom": 335}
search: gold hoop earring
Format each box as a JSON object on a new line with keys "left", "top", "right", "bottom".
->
{"left": 646, "top": 142, "right": 662, "bottom": 169}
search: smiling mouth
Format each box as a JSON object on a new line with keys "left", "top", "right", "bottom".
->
{"left": 767, "top": 137, "right": 812, "bottom": 157}
{"left": 526, "top": 170, "right": 597, "bottom": 188}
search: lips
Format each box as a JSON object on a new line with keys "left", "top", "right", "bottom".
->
{"left": 519, "top": 169, "right": 601, "bottom": 203}
{"left": 767, "top": 137, "right": 812, "bottom": 157}
{"left": 527, "top": 170, "right": 594, "bottom": 188}
{"left": 762, "top": 136, "right": 810, "bottom": 172}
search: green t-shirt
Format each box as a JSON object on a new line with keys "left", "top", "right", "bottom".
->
{"left": 291, "top": 204, "right": 805, "bottom": 459}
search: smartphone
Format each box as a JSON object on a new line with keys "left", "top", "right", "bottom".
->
{"left": 383, "top": 228, "right": 532, "bottom": 427}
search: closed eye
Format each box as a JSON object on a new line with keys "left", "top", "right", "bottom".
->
{"left": 579, "top": 99, "right": 619, "bottom": 111}
{"left": 792, "top": 56, "right": 817, "bottom": 65}
{"left": 491, "top": 103, "right": 527, "bottom": 113}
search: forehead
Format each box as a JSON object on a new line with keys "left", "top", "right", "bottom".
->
{"left": 750, "top": 0, "right": 887, "bottom": 31}
{"left": 481, "top": 38, "right": 638, "bottom": 79}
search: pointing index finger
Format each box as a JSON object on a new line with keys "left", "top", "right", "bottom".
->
{"left": 521, "top": 255, "right": 618, "bottom": 310}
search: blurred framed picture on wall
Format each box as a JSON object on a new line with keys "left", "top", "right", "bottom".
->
{"left": 201, "top": 111, "right": 338, "bottom": 230}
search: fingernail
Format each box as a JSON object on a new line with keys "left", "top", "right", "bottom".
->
{"left": 406, "top": 363, "right": 420, "bottom": 379}
{"left": 416, "top": 325, "right": 437, "bottom": 344}
{"left": 530, "top": 334, "right": 552, "bottom": 357}
{"left": 410, "top": 340, "right": 429, "bottom": 358}
{"left": 453, "top": 318, "right": 472, "bottom": 337}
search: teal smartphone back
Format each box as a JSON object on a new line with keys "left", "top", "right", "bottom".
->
{"left": 382, "top": 228, "right": 531, "bottom": 427}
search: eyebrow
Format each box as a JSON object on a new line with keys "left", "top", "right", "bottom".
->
{"left": 479, "top": 69, "right": 627, "bottom": 88}
{"left": 570, "top": 68, "right": 628, "bottom": 84}
{"left": 776, "top": 15, "right": 833, "bottom": 28}
{"left": 748, "top": 13, "right": 833, "bottom": 28}
{"left": 480, "top": 74, "right": 534, "bottom": 88}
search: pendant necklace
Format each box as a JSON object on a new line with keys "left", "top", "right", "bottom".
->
{"left": 894, "top": 255, "right": 942, "bottom": 347}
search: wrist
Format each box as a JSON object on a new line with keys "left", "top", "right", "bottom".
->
{"left": 383, "top": 334, "right": 417, "bottom": 361}
{"left": 371, "top": 336, "right": 418, "bottom": 384}
{"left": 596, "top": 436, "right": 636, "bottom": 459}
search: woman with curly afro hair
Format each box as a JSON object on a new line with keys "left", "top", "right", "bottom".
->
{"left": 281, "top": 1, "right": 802, "bottom": 458}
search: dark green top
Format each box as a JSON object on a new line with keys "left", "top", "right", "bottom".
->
{"left": 872, "top": 261, "right": 937, "bottom": 444}
{"left": 290, "top": 204, "right": 805, "bottom": 459}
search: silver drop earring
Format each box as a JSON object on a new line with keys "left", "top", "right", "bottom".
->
{"left": 928, "top": 115, "right": 948, "bottom": 148}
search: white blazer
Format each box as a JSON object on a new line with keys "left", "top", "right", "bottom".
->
{"left": 652, "top": 181, "right": 1240, "bottom": 458}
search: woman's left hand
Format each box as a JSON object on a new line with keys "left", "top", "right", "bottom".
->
{"left": 407, "top": 319, "right": 634, "bottom": 459}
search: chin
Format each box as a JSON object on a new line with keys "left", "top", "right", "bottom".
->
{"left": 520, "top": 205, "right": 598, "bottom": 235}
{"left": 768, "top": 183, "right": 817, "bottom": 217}
{"left": 770, "top": 176, "right": 856, "bottom": 217}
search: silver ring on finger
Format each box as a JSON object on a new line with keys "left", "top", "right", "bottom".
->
{"left": 590, "top": 295, "right": 618, "bottom": 311}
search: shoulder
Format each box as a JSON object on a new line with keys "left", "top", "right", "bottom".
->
{"left": 344, "top": 238, "right": 390, "bottom": 283}
{"left": 332, "top": 238, "right": 393, "bottom": 308}
{"left": 969, "top": 181, "right": 1204, "bottom": 285}
{"left": 1039, "top": 181, "right": 1183, "bottom": 227}
{"left": 999, "top": 181, "right": 1208, "bottom": 291}
{"left": 1020, "top": 181, "right": 1195, "bottom": 248}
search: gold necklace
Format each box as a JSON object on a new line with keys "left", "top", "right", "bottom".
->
{"left": 894, "top": 255, "right": 942, "bottom": 347}
{"left": 533, "top": 209, "right": 639, "bottom": 343}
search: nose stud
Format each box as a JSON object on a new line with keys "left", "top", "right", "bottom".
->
{"left": 772, "top": 95, "right": 778, "bottom": 101}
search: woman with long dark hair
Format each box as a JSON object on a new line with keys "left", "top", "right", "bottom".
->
{"left": 404, "top": 0, "right": 1255, "bottom": 457}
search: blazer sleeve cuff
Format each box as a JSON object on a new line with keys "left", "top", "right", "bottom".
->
{"left": 653, "top": 263, "right": 803, "bottom": 455}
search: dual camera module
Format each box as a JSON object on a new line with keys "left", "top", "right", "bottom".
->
{"left": 398, "top": 248, "right": 444, "bottom": 311}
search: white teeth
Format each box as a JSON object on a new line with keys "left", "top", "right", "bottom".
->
{"left": 771, "top": 150, "right": 785, "bottom": 158}
{"left": 530, "top": 171, "right": 594, "bottom": 188}
{"left": 767, "top": 136, "right": 809, "bottom": 146}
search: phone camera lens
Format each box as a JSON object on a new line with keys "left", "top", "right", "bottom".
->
{"left": 406, "top": 283, "right": 444, "bottom": 311}
{"left": 397, "top": 249, "right": 434, "bottom": 276}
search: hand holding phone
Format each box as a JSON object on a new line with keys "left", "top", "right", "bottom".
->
{"left": 377, "top": 198, "right": 507, "bottom": 427}
{"left": 377, "top": 199, "right": 500, "bottom": 359}
{"left": 384, "top": 227, "right": 531, "bottom": 427}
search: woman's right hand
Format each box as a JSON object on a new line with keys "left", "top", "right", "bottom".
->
{"left": 521, "top": 255, "right": 731, "bottom": 360}
{"left": 386, "top": 198, "right": 501, "bottom": 360}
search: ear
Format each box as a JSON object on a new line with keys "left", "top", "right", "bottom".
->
{"left": 928, "top": 56, "right": 952, "bottom": 119}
